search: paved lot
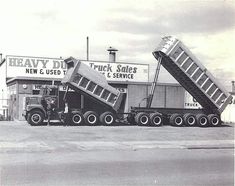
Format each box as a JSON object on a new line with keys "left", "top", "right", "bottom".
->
{"left": 0, "top": 121, "right": 234, "bottom": 150}
{"left": 0, "top": 121, "right": 234, "bottom": 186}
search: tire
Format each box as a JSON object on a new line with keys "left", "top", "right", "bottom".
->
{"left": 27, "top": 110, "right": 44, "bottom": 126}
{"left": 196, "top": 114, "right": 208, "bottom": 127}
{"left": 100, "top": 112, "right": 116, "bottom": 126}
{"left": 135, "top": 112, "right": 150, "bottom": 126}
{"left": 208, "top": 114, "right": 221, "bottom": 127}
{"left": 84, "top": 111, "right": 99, "bottom": 125}
{"left": 169, "top": 114, "right": 184, "bottom": 126}
{"left": 150, "top": 113, "right": 162, "bottom": 126}
{"left": 183, "top": 113, "right": 196, "bottom": 126}
{"left": 71, "top": 112, "right": 84, "bottom": 125}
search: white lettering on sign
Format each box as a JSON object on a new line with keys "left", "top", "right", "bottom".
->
{"left": 6, "top": 56, "right": 149, "bottom": 83}
{"left": 6, "top": 56, "right": 66, "bottom": 79}
{"left": 83, "top": 61, "right": 148, "bottom": 82}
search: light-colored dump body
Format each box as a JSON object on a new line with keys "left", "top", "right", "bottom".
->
{"left": 153, "top": 36, "right": 232, "bottom": 114}
{"left": 61, "top": 57, "right": 123, "bottom": 112}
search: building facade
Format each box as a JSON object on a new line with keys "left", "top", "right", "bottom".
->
{"left": 5, "top": 55, "right": 185, "bottom": 121}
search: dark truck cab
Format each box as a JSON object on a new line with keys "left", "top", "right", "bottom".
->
{"left": 23, "top": 86, "right": 60, "bottom": 125}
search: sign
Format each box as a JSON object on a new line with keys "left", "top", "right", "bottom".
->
{"left": 184, "top": 91, "right": 202, "bottom": 109}
{"left": 6, "top": 56, "right": 66, "bottom": 79}
{"left": 82, "top": 61, "right": 149, "bottom": 82}
{"left": 32, "top": 84, "right": 74, "bottom": 92}
{"left": 222, "top": 95, "right": 235, "bottom": 123}
{"left": 6, "top": 55, "right": 149, "bottom": 83}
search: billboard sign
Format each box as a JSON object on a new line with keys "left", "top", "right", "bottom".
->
{"left": 6, "top": 56, "right": 66, "bottom": 79}
{"left": 81, "top": 60, "right": 149, "bottom": 82}
{"left": 6, "top": 55, "right": 149, "bottom": 83}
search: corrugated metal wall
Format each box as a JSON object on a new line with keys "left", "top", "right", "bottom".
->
{"left": 127, "top": 84, "right": 185, "bottom": 111}
{"left": 165, "top": 86, "right": 185, "bottom": 108}
{"left": 126, "top": 84, "right": 148, "bottom": 108}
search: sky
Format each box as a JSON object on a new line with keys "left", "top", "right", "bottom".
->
{"left": 0, "top": 0, "right": 235, "bottom": 91}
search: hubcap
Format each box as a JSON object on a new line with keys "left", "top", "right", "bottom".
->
{"left": 32, "top": 114, "right": 41, "bottom": 124}
{"left": 175, "top": 117, "right": 183, "bottom": 125}
{"left": 211, "top": 117, "right": 219, "bottom": 126}
{"left": 200, "top": 117, "right": 207, "bottom": 126}
{"left": 187, "top": 116, "right": 195, "bottom": 125}
{"left": 73, "top": 114, "right": 82, "bottom": 124}
{"left": 153, "top": 116, "right": 161, "bottom": 125}
{"left": 140, "top": 115, "right": 148, "bottom": 125}
{"left": 104, "top": 115, "right": 113, "bottom": 125}
{"left": 88, "top": 114, "right": 97, "bottom": 124}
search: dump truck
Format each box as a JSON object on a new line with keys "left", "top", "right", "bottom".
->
{"left": 61, "top": 57, "right": 124, "bottom": 126}
{"left": 129, "top": 36, "right": 232, "bottom": 127}
{"left": 23, "top": 36, "right": 232, "bottom": 127}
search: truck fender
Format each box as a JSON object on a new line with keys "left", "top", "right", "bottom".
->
{"left": 27, "top": 106, "right": 46, "bottom": 118}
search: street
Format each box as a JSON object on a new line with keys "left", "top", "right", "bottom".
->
{"left": 0, "top": 121, "right": 234, "bottom": 186}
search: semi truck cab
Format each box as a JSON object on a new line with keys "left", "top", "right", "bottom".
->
{"left": 23, "top": 86, "right": 61, "bottom": 125}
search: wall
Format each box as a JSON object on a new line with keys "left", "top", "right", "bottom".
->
{"left": 17, "top": 81, "right": 34, "bottom": 120}
{"left": 151, "top": 85, "right": 166, "bottom": 107}
{"left": 8, "top": 79, "right": 186, "bottom": 120}
{"left": 127, "top": 84, "right": 148, "bottom": 109}
{"left": 0, "top": 61, "right": 8, "bottom": 116}
{"left": 165, "top": 86, "right": 185, "bottom": 108}
{"left": 221, "top": 94, "right": 235, "bottom": 123}
{"left": 7, "top": 83, "right": 17, "bottom": 120}
{"left": 127, "top": 83, "right": 185, "bottom": 110}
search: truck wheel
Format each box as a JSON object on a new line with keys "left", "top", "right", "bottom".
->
{"left": 196, "top": 114, "right": 208, "bottom": 127}
{"left": 27, "top": 110, "right": 44, "bottom": 126}
{"left": 71, "top": 112, "right": 84, "bottom": 125}
{"left": 208, "top": 114, "right": 221, "bottom": 127}
{"left": 135, "top": 112, "right": 150, "bottom": 126}
{"left": 170, "top": 114, "right": 183, "bottom": 126}
{"left": 84, "top": 111, "right": 98, "bottom": 125}
{"left": 100, "top": 112, "right": 116, "bottom": 126}
{"left": 150, "top": 113, "right": 162, "bottom": 126}
{"left": 183, "top": 113, "right": 196, "bottom": 126}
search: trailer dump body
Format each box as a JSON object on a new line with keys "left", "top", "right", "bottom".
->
{"left": 62, "top": 57, "right": 123, "bottom": 112}
{"left": 153, "top": 36, "right": 232, "bottom": 114}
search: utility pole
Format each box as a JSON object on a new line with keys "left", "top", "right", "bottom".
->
{"left": 86, "top": 36, "right": 89, "bottom": 60}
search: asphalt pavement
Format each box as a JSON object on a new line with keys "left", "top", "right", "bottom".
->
{"left": 0, "top": 121, "right": 234, "bottom": 186}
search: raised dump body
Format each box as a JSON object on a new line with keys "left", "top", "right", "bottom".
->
{"left": 62, "top": 57, "right": 123, "bottom": 112}
{"left": 153, "top": 36, "right": 232, "bottom": 114}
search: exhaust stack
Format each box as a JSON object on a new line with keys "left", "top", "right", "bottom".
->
{"left": 107, "top": 47, "right": 118, "bottom": 62}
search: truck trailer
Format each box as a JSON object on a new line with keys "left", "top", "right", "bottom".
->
{"left": 23, "top": 36, "right": 232, "bottom": 127}
{"left": 129, "top": 36, "right": 232, "bottom": 127}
